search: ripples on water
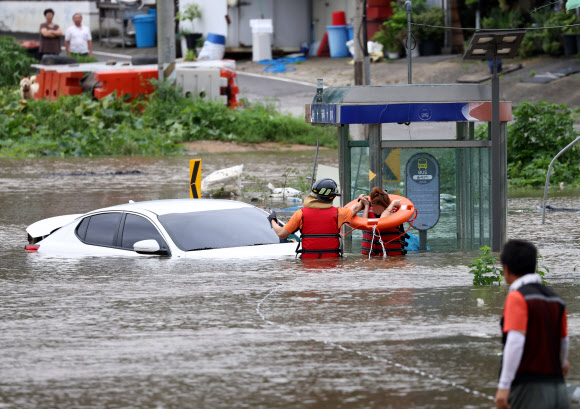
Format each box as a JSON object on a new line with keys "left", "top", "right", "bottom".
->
{"left": 0, "top": 156, "right": 578, "bottom": 408}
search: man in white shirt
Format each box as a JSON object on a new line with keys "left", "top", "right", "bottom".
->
{"left": 65, "top": 13, "right": 92, "bottom": 57}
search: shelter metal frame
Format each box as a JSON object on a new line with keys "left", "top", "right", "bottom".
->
{"left": 306, "top": 83, "right": 512, "bottom": 252}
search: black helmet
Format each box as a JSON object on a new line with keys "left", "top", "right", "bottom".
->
{"left": 311, "top": 178, "right": 340, "bottom": 201}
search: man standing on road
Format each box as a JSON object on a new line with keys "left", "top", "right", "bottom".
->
{"left": 269, "top": 178, "right": 364, "bottom": 258}
{"left": 65, "top": 13, "right": 92, "bottom": 58}
{"left": 39, "top": 9, "right": 63, "bottom": 59}
{"left": 495, "top": 239, "right": 570, "bottom": 409}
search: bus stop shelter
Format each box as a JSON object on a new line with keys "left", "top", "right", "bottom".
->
{"left": 306, "top": 83, "right": 512, "bottom": 252}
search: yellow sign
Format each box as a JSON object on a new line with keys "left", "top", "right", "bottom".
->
{"left": 369, "top": 170, "right": 376, "bottom": 181}
{"left": 189, "top": 159, "right": 201, "bottom": 199}
{"left": 384, "top": 149, "right": 401, "bottom": 182}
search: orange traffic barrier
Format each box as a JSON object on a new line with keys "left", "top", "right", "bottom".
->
{"left": 94, "top": 68, "right": 158, "bottom": 100}
{"left": 34, "top": 69, "right": 83, "bottom": 101}
{"left": 220, "top": 68, "right": 241, "bottom": 109}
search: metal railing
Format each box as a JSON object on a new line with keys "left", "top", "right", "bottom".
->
{"left": 541, "top": 135, "right": 580, "bottom": 224}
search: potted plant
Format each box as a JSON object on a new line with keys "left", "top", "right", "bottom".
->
{"left": 538, "top": 10, "right": 576, "bottom": 56}
{"left": 372, "top": 3, "right": 407, "bottom": 59}
{"left": 414, "top": 6, "right": 444, "bottom": 56}
{"left": 176, "top": 3, "right": 202, "bottom": 51}
{"left": 560, "top": 12, "right": 580, "bottom": 56}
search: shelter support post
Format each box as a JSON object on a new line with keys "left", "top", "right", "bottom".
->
{"left": 338, "top": 125, "right": 352, "bottom": 253}
{"left": 369, "top": 124, "right": 382, "bottom": 190}
{"left": 491, "top": 56, "right": 507, "bottom": 251}
{"left": 455, "top": 122, "right": 478, "bottom": 249}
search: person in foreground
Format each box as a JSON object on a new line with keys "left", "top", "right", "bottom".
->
{"left": 269, "top": 178, "right": 365, "bottom": 258}
{"left": 495, "top": 239, "right": 570, "bottom": 409}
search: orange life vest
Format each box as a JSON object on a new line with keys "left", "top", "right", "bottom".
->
{"left": 361, "top": 210, "right": 408, "bottom": 256}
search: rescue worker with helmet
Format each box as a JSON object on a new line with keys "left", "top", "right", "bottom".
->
{"left": 269, "top": 178, "right": 365, "bottom": 258}
{"left": 495, "top": 239, "right": 570, "bottom": 409}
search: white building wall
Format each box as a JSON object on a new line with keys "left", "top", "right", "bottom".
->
{"left": 0, "top": 1, "right": 99, "bottom": 34}
{"left": 178, "top": 0, "right": 228, "bottom": 38}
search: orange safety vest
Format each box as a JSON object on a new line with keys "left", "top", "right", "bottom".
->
{"left": 361, "top": 210, "right": 408, "bottom": 256}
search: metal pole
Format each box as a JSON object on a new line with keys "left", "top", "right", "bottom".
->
{"left": 541, "top": 135, "right": 580, "bottom": 224}
{"left": 309, "top": 139, "right": 320, "bottom": 191}
{"left": 354, "top": 0, "right": 364, "bottom": 85}
{"left": 419, "top": 230, "right": 427, "bottom": 250}
{"left": 157, "top": 0, "right": 176, "bottom": 82}
{"left": 362, "top": 0, "right": 370, "bottom": 85}
{"left": 405, "top": 1, "right": 412, "bottom": 84}
{"left": 491, "top": 51, "right": 503, "bottom": 251}
{"left": 369, "top": 124, "right": 382, "bottom": 190}
{"left": 338, "top": 125, "right": 352, "bottom": 253}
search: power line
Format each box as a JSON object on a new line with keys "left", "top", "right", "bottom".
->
{"left": 410, "top": 22, "right": 580, "bottom": 31}
{"left": 531, "top": 1, "right": 562, "bottom": 13}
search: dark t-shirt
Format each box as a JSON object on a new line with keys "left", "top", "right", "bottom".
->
{"left": 39, "top": 23, "right": 61, "bottom": 54}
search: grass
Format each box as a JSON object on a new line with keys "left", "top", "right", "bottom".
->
{"left": 0, "top": 81, "right": 336, "bottom": 157}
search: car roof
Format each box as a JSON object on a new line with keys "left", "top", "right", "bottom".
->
{"left": 97, "top": 199, "right": 254, "bottom": 216}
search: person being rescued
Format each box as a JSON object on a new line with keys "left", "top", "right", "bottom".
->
{"left": 360, "top": 187, "right": 409, "bottom": 257}
{"left": 269, "top": 178, "right": 365, "bottom": 258}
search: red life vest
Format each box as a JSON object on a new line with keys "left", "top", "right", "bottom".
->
{"left": 500, "top": 282, "right": 566, "bottom": 385}
{"left": 361, "top": 210, "right": 408, "bottom": 256}
{"left": 298, "top": 207, "right": 341, "bottom": 259}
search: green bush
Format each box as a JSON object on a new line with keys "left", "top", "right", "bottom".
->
{"left": 541, "top": 11, "right": 577, "bottom": 56}
{"left": 0, "top": 81, "right": 336, "bottom": 157}
{"left": 475, "top": 101, "right": 580, "bottom": 187}
{"left": 413, "top": 6, "right": 444, "bottom": 44}
{"left": 468, "top": 245, "right": 548, "bottom": 286}
{"left": 481, "top": 7, "right": 523, "bottom": 30}
{"left": 0, "top": 36, "right": 35, "bottom": 87}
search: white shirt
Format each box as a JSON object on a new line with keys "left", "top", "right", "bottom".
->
{"left": 65, "top": 25, "right": 92, "bottom": 53}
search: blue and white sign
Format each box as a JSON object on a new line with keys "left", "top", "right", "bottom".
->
{"left": 406, "top": 153, "right": 440, "bottom": 231}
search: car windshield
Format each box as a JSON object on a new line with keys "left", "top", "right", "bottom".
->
{"left": 158, "top": 207, "right": 281, "bottom": 252}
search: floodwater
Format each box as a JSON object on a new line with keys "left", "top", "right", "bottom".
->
{"left": 0, "top": 153, "right": 579, "bottom": 409}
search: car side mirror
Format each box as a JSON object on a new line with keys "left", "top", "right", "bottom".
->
{"left": 134, "top": 239, "right": 161, "bottom": 254}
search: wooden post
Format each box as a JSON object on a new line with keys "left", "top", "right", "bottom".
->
{"left": 157, "top": 0, "right": 176, "bottom": 82}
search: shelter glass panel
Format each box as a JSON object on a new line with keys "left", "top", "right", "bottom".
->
{"left": 349, "top": 145, "right": 491, "bottom": 252}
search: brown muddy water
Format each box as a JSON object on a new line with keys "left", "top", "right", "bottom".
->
{"left": 0, "top": 153, "right": 579, "bottom": 409}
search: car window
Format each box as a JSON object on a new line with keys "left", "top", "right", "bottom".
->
{"left": 158, "top": 207, "right": 279, "bottom": 251}
{"left": 76, "top": 216, "right": 90, "bottom": 241}
{"left": 121, "top": 214, "right": 167, "bottom": 250}
{"left": 84, "top": 213, "right": 122, "bottom": 247}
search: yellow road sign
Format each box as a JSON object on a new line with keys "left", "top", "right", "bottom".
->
{"left": 189, "top": 159, "right": 201, "bottom": 199}
{"left": 384, "top": 149, "right": 401, "bottom": 182}
{"left": 369, "top": 170, "right": 376, "bottom": 181}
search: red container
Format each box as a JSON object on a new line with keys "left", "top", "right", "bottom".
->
{"left": 366, "top": 6, "right": 392, "bottom": 19}
{"left": 367, "top": 0, "right": 390, "bottom": 6}
{"left": 332, "top": 11, "right": 347, "bottom": 26}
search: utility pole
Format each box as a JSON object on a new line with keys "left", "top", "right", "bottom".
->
{"left": 405, "top": 1, "right": 412, "bottom": 84}
{"left": 353, "top": 0, "right": 370, "bottom": 86}
{"left": 157, "top": 0, "right": 176, "bottom": 82}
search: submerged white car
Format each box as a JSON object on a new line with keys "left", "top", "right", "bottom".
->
{"left": 25, "top": 199, "right": 298, "bottom": 258}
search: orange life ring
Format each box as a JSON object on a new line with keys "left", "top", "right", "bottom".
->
{"left": 346, "top": 194, "right": 415, "bottom": 232}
